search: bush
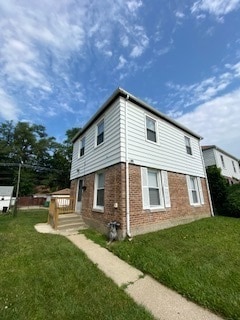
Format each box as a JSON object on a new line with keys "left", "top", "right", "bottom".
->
{"left": 225, "top": 184, "right": 240, "bottom": 218}
{"left": 206, "top": 166, "right": 229, "bottom": 215}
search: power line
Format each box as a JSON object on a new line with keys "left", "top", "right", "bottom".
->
{"left": 0, "top": 163, "right": 62, "bottom": 173}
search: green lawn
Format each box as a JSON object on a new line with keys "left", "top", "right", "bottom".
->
{"left": 0, "top": 210, "right": 153, "bottom": 320}
{"left": 83, "top": 217, "right": 240, "bottom": 320}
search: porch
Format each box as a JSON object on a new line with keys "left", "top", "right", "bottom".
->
{"left": 48, "top": 197, "right": 87, "bottom": 232}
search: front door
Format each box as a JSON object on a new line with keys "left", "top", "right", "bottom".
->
{"left": 75, "top": 179, "right": 83, "bottom": 213}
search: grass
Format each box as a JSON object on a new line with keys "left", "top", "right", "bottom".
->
{"left": 0, "top": 210, "right": 154, "bottom": 320}
{"left": 82, "top": 217, "right": 240, "bottom": 320}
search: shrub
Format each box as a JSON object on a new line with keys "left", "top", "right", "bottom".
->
{"left": 206, "top": 166, "right": 228, "bottom": 215}
{"left": 225, "top": 184, "right": 240, "bottom": 218}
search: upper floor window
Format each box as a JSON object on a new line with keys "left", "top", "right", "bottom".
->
{"left": 220, "top": 155, "right": 225, "bottom": 168}
{"left": 96, "top": 119, "right": 104, "bottom": 146}
{"left": 232, "top": 160, "right": 236, "bottom": 173}
{"left": 79, "top": 137, "right": 85, "bottom": 157}
{"left": 185, "top": 136, "right": 192, "bottom": 155}
{"left": 146, "top": 116, "right": 157, "bottom": 143}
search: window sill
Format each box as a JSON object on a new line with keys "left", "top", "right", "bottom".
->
{"left": 145, "top": 138, "right": 158, "bottom": 145}
{"left": 94, "top": 142, "right": 104, "bottom": 149}
{"left": 144, "top": 207, "right": 166, "bottom": 213}
{"left": 191, "top": 203, "right": 202, "bottom": 207}
{"left": 92, "top": 207, "right": 104, "bottom": 213}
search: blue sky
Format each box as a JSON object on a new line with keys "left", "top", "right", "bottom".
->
{"left": 0, "top": 0, "right": 240, "bottom": 157}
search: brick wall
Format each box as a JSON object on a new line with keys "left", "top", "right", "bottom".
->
{"left": 128, "top": 164, "right": 211, "bottom": 236}
{"left": 71, "top": 163, "right": 126, "bottom": 237}
{"left": 70, "top": 163, "right": 212, "bottom": 238}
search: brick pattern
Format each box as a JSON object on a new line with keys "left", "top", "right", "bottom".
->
{"left": 128, "top": 165, "right": 211, "bottom": 236}
{"left": 70, "top": 163, "right": 211, "bottom": 237}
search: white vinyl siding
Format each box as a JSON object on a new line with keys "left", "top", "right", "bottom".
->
{"left": 93, "top": 172, "right": 104, "bottom": 211}
{"left": 70, "top": 101, "right": 122, "bottom": 180}
{"left": 141, "top": 167, "right": 170, "bottom": 210}
{"left": 202, "top": 148, "right": 216, "bottom": 167}
{"left": 120, "top": 99, "right": 205, "bottom": 177}
{"left": 186, "top": 175, "right": 204, "bottom": 206}
{"left": 214, "top": 149, "right": 240, "bottom": 180}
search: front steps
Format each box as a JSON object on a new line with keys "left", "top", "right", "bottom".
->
{"left": 57, "top": 213, "right": 88, "bottom": 233}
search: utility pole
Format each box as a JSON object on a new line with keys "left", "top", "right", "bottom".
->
{"left": 13, "top": 163, "right": 22, "bottom": 216}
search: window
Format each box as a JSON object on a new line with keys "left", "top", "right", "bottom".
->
{"left": 141, "top": 168, "right": 171, "bottom": 210}
{"left": 148, "top": 170, "right": 161, "bottom": 206}
{"left": 146, "top": 116, "right": 157, "bottom": 142}
{"left": 185, "top": 136, "right": 192, "bottom": 155}
{"left": 96, "top": 119, "right": 104, "bottom": 146}
{"left": 220, "top": 155, "right": 225, "bottom": 168}
{"left": 186, "top": 175, "right": 204, "bottom": 205}
{"left": 79, "top": 137, "right": 85, "bottom": 157}
{"left": 94, "top": 172, "right": 104, "bottom": 210}
{"left": 232, "top": 161, "right": 236, "bottom": 173}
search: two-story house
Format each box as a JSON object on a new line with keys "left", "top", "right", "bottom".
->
{"left": 202, "top": 145, "right": 240, "bottom": 184}
{"left": 70, "top": 88, "right": 212, "bottom": 238}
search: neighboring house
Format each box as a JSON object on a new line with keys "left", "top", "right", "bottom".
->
{"left": 202, "top": 145, "right": 240, "bottom": 184}
{"left": 70, "top": 88, "right": 212, "bottom": 238}
{"left": 0, "top": 186, "right": 14, "bottom": 212}
{"left": 50, "top": 188, "right": 70, "bottom": 207}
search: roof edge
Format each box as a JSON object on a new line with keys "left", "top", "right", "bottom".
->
{"left": 72, "top": 87, "right": 202, "bottom": 142}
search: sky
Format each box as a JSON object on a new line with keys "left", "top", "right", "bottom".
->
{"left": 0, "top": 0, "right": 240, "bottom": 158}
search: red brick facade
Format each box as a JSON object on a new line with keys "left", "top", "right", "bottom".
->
{"left": 70, "top": 163, "right": 212, "bottom": 238}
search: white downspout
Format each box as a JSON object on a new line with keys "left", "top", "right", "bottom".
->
{"left": 125, "top": 94, "right": 132, "bottom": 238}
{"left": 199, "top": 141, "right": 214, "bottom": 216}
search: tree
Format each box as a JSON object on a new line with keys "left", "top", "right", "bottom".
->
{"left": 206, "top": 166, "right": 229, "bottom": 215}
{"left": 0, "top": 120, "right": 80, "bottom": 194}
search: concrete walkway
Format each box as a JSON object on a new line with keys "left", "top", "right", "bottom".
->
{"left": 35, "top": 223, "right": 223, "bottom": 320}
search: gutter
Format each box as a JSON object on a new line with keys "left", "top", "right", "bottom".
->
{"left": 125, "top": 94, "right": 132, "bottom": 238}
{"left": 199, "top": 141, "right": 214, "bottom": 217}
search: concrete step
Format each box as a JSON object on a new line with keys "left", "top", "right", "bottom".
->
{"left": 58, "top": 217, "right": 83, "bottom": 224}
{"left": 57, "top": 214, "right": 88, "bottom": 232}
{"left": 57, "top": 222, "right": 87, "bottom": 231}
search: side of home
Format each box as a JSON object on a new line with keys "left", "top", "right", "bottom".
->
{"left": 70, "top": 88, "right": 212, "bottom": 237}
{"left": 202, "top": 145, "right": 240, "bottom": 183}
{"left": 0, "top": 186, "right": 14, "bottom": 212}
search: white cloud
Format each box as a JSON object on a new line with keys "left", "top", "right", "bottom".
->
{"left": 191, "top": 0, "right": 240, "bottom": 17}
{"left": 126, "top": 0, "right": 143, "bottom": 13}
{"left": 175, "top": 11, "right": 185, "bottom": 18}
{"left": 0, "top": 0, "right": 149, "bottom": 121}
{"left": 166, "top": 61, "right": 240, "bottom": 109}
{"left": 0, "top": 88, "right": 20, "bottom": 121}
{"left": 177, "top": 88, "right": 240, "bottom": 158}
{"left": 129, "top": 25, "right": 149, "bottom": 58}
{"left": 116, "top": 55, "right": 127, "bottom": 70}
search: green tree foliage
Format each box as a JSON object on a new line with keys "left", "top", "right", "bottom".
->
{"left": 206, "top": 166, "right": 229, "bottom": 215}
{"left": 207, "top": 165, "right": 240, "bottom": 217}
{"left": 0, "top": 120, "right": 80, "bottom": 195}
{"left": 225, "top": 184, "right": 240, "bottom": 218}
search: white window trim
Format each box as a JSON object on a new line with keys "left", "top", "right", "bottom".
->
{"left": 232, "top": 160, "right": 236, "bottom": 173}
{"left": 186, "top": 175, "right": 204, "bottom": 206}
{"left": 141, "top": 167, "right": 171, "bottom": 211}
{"left": 93, "top": 172, "right": 104, "bottom": 212}
{"left": 184, "top": 136, "right": 192, "bottom": 156}
{"left": 95, "top": 118, "right": 105, "bottom": 148}
{"left": 79, "top": 136, "right": 85, "bottom": 158}
{"left": 220, "top": 154, "right": 225, "bottom": 169}
{"left": 145, "top": 115, "right": 158, "bottom": 144}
